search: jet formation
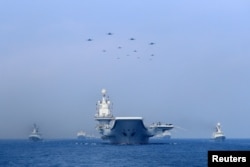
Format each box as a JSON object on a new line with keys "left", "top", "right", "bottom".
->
{"left": 86, "top": 32, "right": 156, "bottom": 61}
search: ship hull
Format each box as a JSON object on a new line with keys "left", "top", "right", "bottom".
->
{"left": 103, "top": 118, "right": 152, "bottom": 144}
{"left": 213, "top": 136, "right": 226, "bottom": 141}
{"left": 212, "top": 133, "right": 226, "bottom": 141}
{"left": 153, "top": 134, "right": 171, "bottom": 139}
{"left": 29, "top": 135, "right": 42, "bottom": 141}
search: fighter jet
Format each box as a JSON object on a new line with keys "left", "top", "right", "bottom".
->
{"left": 130, "top": 38, "right": 135, "bottom": 40}
{"left": 118, "top": 46, "right": 122, "bottom": 49}
{"left": 87, "top": 38, "right": 93, "bottom": 41}
{"left": 149, "top": 42, "right": 155, "bottom": 45}
{"left": 107, "top": 32, "right": 113, "bottom": 35}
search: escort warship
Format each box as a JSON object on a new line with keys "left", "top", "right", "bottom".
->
{"left": 94, "top": 89, "right": 174, "bottom": 144}
{"left": 212, "top": 122, "right": 226, "bottom": 140}
{"left": 77, "top": 130, "right": 87, "bottom": 139}
{"left": 29, "top": 124, "right": 42, "bottom": 141}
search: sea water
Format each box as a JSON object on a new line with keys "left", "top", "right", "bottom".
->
{"left": 0, "top": 139, "right": 250, "bottom": 167}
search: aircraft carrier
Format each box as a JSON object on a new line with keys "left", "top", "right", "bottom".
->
{"left": 94, "top": 89, "right": 174, "bottom": 144}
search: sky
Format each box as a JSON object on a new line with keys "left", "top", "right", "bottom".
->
{"left": 0, "top": 0, "right": 250, "bottom": 139}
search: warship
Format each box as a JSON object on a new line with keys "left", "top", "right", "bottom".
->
{"left": 212, "top": 122, "right": 226, "bottom": 140}
{"left": 29, "top": 124, "right": 42, "bottom": 141}
{"left": 77, "top": 130, "right": 87, "bottom": 139}
{"left": 94, "top": 89, "right": 174, "bottom": 144}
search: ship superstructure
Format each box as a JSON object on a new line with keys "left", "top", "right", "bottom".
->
{"left": 212, "top": 122, "right": 226, "bottom": 140}
{"left": 94, "top": 89, "right": 174, "bottom": 144}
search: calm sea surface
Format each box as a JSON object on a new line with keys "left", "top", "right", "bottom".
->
{"left": 0, "top": 138, "right": 250, "bottom": 167}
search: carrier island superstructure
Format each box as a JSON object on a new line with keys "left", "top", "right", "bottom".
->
{"left": 94, "top": 89, "right": 174, "bottom": 144}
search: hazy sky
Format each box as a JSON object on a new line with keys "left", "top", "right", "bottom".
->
{"left": 1, "top": 0, "right": 250, "bottom": 139}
